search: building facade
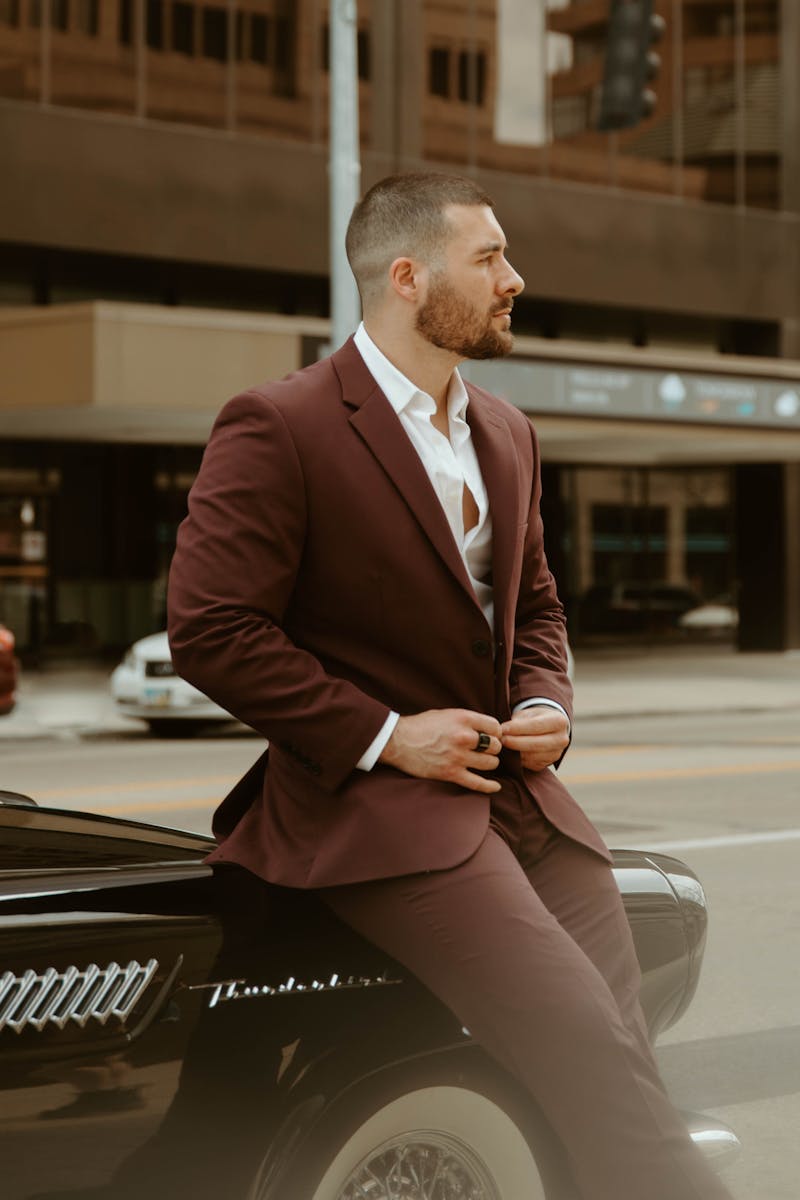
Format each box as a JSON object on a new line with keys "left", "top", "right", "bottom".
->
{"left": 1, "top": 0, "right": 799, "bottom": 656}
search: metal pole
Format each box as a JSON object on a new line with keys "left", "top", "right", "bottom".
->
{"left": 329, "top": 0, "right": 362, "bottom": 350}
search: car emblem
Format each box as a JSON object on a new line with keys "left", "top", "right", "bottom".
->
{"left": 188, "top": 968, "right": 402, "bottom": 1009}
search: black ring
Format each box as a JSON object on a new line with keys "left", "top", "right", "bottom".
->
{"left": 475, "top": 731, "right": 491, "bottom": 753}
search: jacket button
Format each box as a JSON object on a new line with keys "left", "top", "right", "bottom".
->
{"left": 471, "top": 638, "right": 491, "bottom": 658}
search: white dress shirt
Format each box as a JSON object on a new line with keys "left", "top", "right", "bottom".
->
{"left": 352, "top": 323, "right": 568, "bottom": 769}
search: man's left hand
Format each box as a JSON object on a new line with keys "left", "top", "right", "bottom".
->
{"left": 499, "top": 707, "right": 570, "bottom": 772}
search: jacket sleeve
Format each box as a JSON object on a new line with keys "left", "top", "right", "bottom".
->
{"left": 167, "top": 391, "right": 392, "bottom": 792}
{"left": 508, "top": 420, "right": 574, "bottom": 740}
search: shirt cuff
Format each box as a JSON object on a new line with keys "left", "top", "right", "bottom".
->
{"left": 513, "top": 697, "right": 571, "bottom": 735}
{"left": 356, "top": 711, "right": 400, "bottom": 771}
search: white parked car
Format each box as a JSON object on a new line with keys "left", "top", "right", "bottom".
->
{"left": 678, "top": 600, "right": 738, "bottom": 636}
{"left": 111, "top": 631, "right": 575, "bottom": 737}
{"left": 110, "top": 632, "right": 236, "bottom": 735}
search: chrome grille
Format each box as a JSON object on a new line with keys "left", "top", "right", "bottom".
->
{"left": 0, "top": 959, "right": 159, "bottom": 1035}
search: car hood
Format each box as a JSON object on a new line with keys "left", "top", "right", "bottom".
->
{"left": 128, "top": 631, "right": 171, "bottom": 659}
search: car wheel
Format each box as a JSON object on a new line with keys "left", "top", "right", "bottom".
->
{"left": 304, "top": 1084, "right": 545, "bottom": 1200}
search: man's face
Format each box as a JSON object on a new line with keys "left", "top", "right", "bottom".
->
{"left": 415, "top": 203, "right": 524, "bottom": 359}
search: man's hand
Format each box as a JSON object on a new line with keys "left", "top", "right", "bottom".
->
{"left": 378, "top": 709, "right": 502, "bottom": 794}
{"left": 500, "top": 707, "right": 570, "bottom": 772}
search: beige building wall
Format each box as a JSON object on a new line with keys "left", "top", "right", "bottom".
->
{"left": 0, "top": 303, "right": 328, "bottom": 440}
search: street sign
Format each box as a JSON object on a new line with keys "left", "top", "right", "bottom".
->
{"left": 461, "top": 358, "right": 800, "bottom": 430}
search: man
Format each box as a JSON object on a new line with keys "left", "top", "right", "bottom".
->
{"left": 168, "top": 173, "right": 733, "bottom": 1199}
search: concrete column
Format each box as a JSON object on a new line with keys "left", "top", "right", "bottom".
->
{"left": 734, "top": 463, "right": 800, "bottom": 651}
{"left": 369, "top": 0, "right": 422, "bottom": 173}
{"left": 396, "top": 0, "right": 423, "bottom": 167}
{"left": 370, "top": 0, "right": 399, "bottom": 170}
{"left": 785, "top": 464, "right": 800, "bottom": 650}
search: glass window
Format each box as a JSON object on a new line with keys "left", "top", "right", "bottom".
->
{"left": 591, "top": 503, "right": 668, "bottom": 586}
{"left": 542, "top": 3, "right": 782, "bottom": 209}
{"left": 146, "top": 0, "right": 164, "bottom": 50}
{"left": 202, "top": 6, "right": 227, "bottom": 61}
{"left": 274, "top": 14, "right": 290, "bottom": 69}
{"left": 0, "top": 1, "right": 20, "bottom": 27}
{"left": 118, "top": 0, "right": 132, "bottom": 45}
{"left": 685, "top": 506, "right": 732, "bottom": 598}
{"left": 52, "top": 0, "right": 68, "bottom": 31}
{"left": 250, "top": 12, "right": 269, "bottom": 64}
{"left": 429, "top": 46, "right": 450, "bottom": 98}
{"left": 172, "top": 1, "right": 193, "bottom": 55}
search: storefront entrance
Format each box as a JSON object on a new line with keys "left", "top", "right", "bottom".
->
{"left": 544, "top": 465, "right": 736, "bottom": 645}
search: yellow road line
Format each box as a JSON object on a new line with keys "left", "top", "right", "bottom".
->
{"left": 562, "top": 759, "right": 800, "bottom": 785}
{"left": 46, "top": 757, "right": 800, "bottom": 815}
{"left": 53, "top": 796, "right": 220, "bottom": 815}
{"left": 568, "top": 745, "right": 669, "bottom": 756}
{"left": 35, "top": 776, "right": 236, "bottom": 800}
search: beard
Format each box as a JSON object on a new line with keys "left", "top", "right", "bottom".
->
{"left": 415, "top": 272, "right": 515, "bottom": 359}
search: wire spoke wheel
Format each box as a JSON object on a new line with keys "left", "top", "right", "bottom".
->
{"left": 336, "top": 1130, "right": 500, "bottom": 1199}
{"left": 303, "top": 1086, "right": 545, "bottom": 1200}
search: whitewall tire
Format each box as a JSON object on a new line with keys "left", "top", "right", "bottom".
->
{"left": 307, "top": 1084, "right": 545, "bottom": 1200}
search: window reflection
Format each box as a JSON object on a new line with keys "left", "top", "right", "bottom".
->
{"left": 0, "top": 0, "right": 786, "bottom": 211}
{"left": 546, "top": 0, "right": 781, "bottom": 208}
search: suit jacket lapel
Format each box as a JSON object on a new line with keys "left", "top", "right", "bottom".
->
{"left": 332, "top": 339, "right": 481, "bottom": 607}
{"left": 465, "top": 383, "right": 522, "bottom": 642}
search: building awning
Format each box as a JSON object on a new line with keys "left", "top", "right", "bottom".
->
{"left": 2, "top": 302, "right": 800, "bottom": 464}
{"left": 0, "top": 302, "right": 328, "bottom": 444}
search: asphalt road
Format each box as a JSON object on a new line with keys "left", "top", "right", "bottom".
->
{"left": 3, "top": 707, "right": 800, "bottom": 1199}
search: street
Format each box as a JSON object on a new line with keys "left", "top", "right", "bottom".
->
{"left": 2, "top": 705, "right": 799, "bottom": 1198}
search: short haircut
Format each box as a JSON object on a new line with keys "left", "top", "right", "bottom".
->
{"left": 345, "top": 172, "right": 494, "bottom": 312}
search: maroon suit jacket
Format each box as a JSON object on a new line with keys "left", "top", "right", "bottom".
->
{"left": 167, "top": 337, "right": 609, "bottom": 887}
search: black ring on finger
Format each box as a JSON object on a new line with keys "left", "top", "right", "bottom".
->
{"left": 474, "top": 731, "right": 491, "bottom": 753}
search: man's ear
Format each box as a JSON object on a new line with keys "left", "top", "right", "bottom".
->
{"left": 388, "top": 257, "right": 426, "bottom": 304}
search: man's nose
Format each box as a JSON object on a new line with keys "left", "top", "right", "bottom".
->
{"left": 499, "top": 260, "right": 524, "bottom": 297}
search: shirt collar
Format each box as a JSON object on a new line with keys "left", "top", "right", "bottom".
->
{"left": 353, "top": 322, "right": 469, "bottom": 424}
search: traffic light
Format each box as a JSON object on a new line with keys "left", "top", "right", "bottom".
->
{"left": 597, "top": 0, "right": 666, "bottom": 132}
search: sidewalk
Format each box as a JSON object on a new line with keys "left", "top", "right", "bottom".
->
{"left": 1, "top": 644, "right": 799, "bottom": 741}
{"left": 571, "top": 643, "right": 800, "bottom": 721}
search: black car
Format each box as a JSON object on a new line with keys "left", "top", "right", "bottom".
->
{"left": 577, "top": 582, "right": 702, "bottom": 636}
{"left": 0, "top": 792, "right": 739, "bottom": 1200}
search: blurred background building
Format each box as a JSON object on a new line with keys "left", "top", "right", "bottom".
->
{"left": 0, "top": 0, "right": 799, "bottom": 658}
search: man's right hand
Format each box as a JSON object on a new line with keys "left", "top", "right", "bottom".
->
{"left": 378, "top": 709, "right": 502, "bottom": 794}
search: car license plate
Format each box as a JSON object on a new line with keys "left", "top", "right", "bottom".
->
{"left": 144, "top": 687, "right": 172, "bottom": 707}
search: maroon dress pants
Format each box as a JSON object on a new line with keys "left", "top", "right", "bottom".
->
{"left": 319, "top": 777, "right": 734, "bottom": 1200}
